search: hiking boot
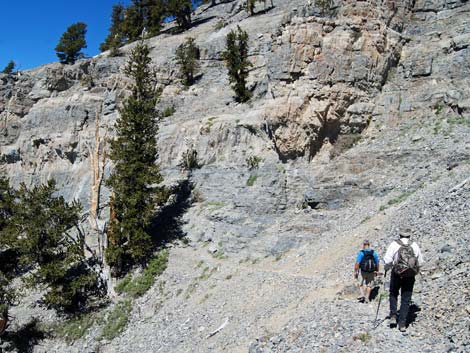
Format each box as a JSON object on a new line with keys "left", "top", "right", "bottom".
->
{"left": 389, "top": 314, "right": 397, "bottom": 327}
{"left": 358, "top": 296, "right": 365, "bottom": 303}
{"left": 399, "top": 323, "right": 406, "bottom": 332}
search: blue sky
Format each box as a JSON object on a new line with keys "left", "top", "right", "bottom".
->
{"left": 0, "top": 0, "right": 131, "bottom": 70}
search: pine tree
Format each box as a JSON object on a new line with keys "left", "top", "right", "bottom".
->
{"left": 175, "top": 37, "right": 200, "bottom": 86}
{"left": 121, "top": 0, "right": 146, "bottom": 41}
{"left": 55, "top": 22, "right": 87, "bottom": 64}
{"left": 100, "top": 4, "right": 126, "bottom": 54}
{"left": 2, "top": 60, "right": 15, "bottom": 74}
{"left": 0, "top": 178, "right": 15, "bottom": 235}
{"left": 166, "top": 0, "right": 192, "bottom": 30}
{"left": 120, "top": 0, "right": 165, "bottom": 42}
{"left": 0, "top": 178, "right": 17, "bottom": 326}
{"left": 5, "top": 180, "right": 100, "bottom": 312}
{"left": 222, "top": 26, "right": 252, "bottom": 102}
{"left": 106, "top": 43, "right": 164, "bottom": 276}
{"left": 146, "top": 0, "right": 166, "bottom": 36}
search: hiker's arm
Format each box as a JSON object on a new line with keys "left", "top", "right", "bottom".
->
{"left": 354, "top": 262, "right": 359, "bottom": 278}
{"left": 383, "top": 243, "right": 396, "bottom": 271}
{"left": 354, "top": 251, "right": 362, "bottom": 278}
{"left": 414, "top": 243, "right": 424, "bottom": 270}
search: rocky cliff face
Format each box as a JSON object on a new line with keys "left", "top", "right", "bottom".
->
{"left": 1, "top": 0, "right": 469, "bottom": 352}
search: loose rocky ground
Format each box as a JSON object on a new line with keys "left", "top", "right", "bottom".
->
{"left": 1, "top": 0, "right": 469, "bottom": 352}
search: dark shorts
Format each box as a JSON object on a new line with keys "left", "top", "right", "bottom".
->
{"left": 359, "top": 271, "right": 375, "bottom": 286}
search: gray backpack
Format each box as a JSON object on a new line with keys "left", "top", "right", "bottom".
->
{"left": 393, "top": 239, "right": 419, "bottom": 277}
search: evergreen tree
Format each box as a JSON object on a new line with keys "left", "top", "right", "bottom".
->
{"left": 5, "top": 180, "right": 100, "bottom": 312}
{"left": 121, "top": 0, "right": 165, "bottom": 42}
{"left": 166, "top": 0, "right": 192, "bottom": 30}
{"left": 2, "top": 60, "right": 15, "bottom": 74}
{"left": 0, "top": 178, "right": 15, "bottom": 235}
{"left": 55, "top": 22, "right": 87, "bottom": 64}
{"left": 175, "top": 37, "right": 200, "bottom": 86}
{"left": 0, "top": 178, "right": 17, "bottom": 326}
{"left": 222, "top": 26, "right": 252, "bottom": 102}
{"left": 106, "top": 43, "right": 164, "bottom": 276}
{"left": 100, "top": 4, "right": 126, "bottom": 54}
{"left": 146, "top": 0, "right": 166, "bottom": 36}
{"left": 121, "top": 0, "right": 146, "bottom": 41}
{"left": 0, "top": 271, "right": 13, "bottom": 331}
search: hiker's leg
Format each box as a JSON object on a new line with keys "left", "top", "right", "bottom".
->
{"left": 363, "top": 272, "right": 374, "bottom": 302}
{"left": 389, "top": 272, "right": 400, "bottom": 317}
{"left": 359, "top": 285, "right": 365, "bottom": 298}
{"left": 398, "top": 276, "right": 415, "bottom": 326}
{"left": 366, "top": 285, "right": 372, "bottom": 302}
{"left": 357, "top": 275, "right": 365, "bottom": 299}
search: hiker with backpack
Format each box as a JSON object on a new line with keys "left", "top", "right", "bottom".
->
{"left": 384, "top": 229, "right": 423, "bottom": 332}
{"left": 354, "top": 239, "right": 380, "bottom": 303}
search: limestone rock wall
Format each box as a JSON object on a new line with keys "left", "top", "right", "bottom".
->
{"left": 0, "top": 0, "right": 469, "bottom": 258}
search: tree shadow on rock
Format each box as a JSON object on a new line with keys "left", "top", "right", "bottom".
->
{"left": 161, "top": 16, "right": 217, "bottom": 35}
{"left": 1, "top": 318, "right": 48, "bottom": 353}
{"left": 250, "top": 6, "right": 276, "bottom": 17}
{"left": 149, "top": 178, "right": 193, "bottom": 247}
{"left": 190, "top": 16, "right": 218, "bottom": 29}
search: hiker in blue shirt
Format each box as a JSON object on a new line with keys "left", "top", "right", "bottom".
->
{"left": 354, "top": 239, "right": 380, "bottom": 303}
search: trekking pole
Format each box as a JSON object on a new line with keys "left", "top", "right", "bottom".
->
{"left": 373, "top": 269, "right": 388, "bottom": 328}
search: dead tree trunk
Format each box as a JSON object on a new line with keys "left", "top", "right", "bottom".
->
{"left": 85, "top": 103, "right": 117, "bottom": 297}
{"left": 89, "top": 105, "right": 107, "bottom": 233}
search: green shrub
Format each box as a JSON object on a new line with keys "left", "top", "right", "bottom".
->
{"left": 163, "top": 106, "right": 176, "bottom": 117}
{"left": 100, "top": 299, "right": 132, "bottom": 340}
{"left": 388, "top": 191, "right": 414, "bottom": 205}
{"left": 433, "top": 102, "right": 443, "bottom": 115}
{"left": 214, "top": 20, "right": 226, "bottom": 30}
{"left": 246, "top": 155, "right": 262, "bottom": 170}
{"left": 353, "top": 332, "right": 371, "bottom": 342}
{"left": 114, "top": 250, "right": 169, "bottom": 298}
{"left": 114, "top": 274, "right": 133, "bottom": 295}
{"left": 246, "top": 174, "right": 258, "bottom": 186}
{"left": 179, "top": 148, "right": 200, "bottom": 171}
{"left": 54, "top": 313, "right": 96, "bottom": 343}
{"left": 448, "top": 116, "right": 470, "bottom": 127}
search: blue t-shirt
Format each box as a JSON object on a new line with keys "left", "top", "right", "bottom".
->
{"left": 356, "top": 248, "right": 379, "bottom": 265}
